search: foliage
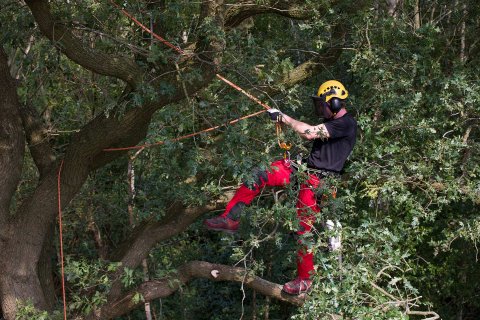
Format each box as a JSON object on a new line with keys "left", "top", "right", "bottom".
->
{"left": 2, "top": 0, "right": 479, "bottom": 319}
{"left": 15, "top": 301, "right": 62, "bottom": 320}
{"left": 63, "top": 258, "right": 121, "bottom": 315}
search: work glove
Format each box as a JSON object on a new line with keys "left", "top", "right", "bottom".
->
{"left": 267, "top": 108, "right": 282, "bottom": 122}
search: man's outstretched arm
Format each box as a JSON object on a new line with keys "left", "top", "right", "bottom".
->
{"left": 280, "top": 113, "right": 330, "bottom": 140}
{"left": 267, "top": 108, "right": 329, "bottom": 140}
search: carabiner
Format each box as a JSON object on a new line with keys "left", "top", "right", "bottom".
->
{"left": 276, "top": 122, "right": 292, "bottom": 151}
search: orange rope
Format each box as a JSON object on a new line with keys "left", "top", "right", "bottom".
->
{"left": 107, "top": 1, "right": 273, "bottom": 111}
{"left": 109, "top": 0, "right": 186, "bottom": 55}
{"left": 104, "top": 1, "right": 276, "bottom": 152}
{"left": 214, "top": 74, "right": 270, "bottom": 111}
{"left": 57, "top": 160, "right": 67, "bottom": 320}
{"left": 104, "top": 109, "right": 267, "bottom": 151}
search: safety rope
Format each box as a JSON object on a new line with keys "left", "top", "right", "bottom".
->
{"left": 103, "top": 109, "right": 266, "bottom": 151}
{"left": 108, "top": 0, "right": 186, "bottom": 56}
{"left": 214, "top": 74, "right": 270, "bottom": 111}
{"left": 103, "top": 1, "right": 281, "bottom": 152}
{"left": 57, "top": 160, "right": 67, "bottom": 320}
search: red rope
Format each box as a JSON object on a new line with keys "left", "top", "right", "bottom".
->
{"left": 57, "top": 160, "right": 67, "bottom": 320}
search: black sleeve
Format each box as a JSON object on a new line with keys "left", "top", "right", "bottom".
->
{"left": 324, "top": 117, "right": 350, "bottom": 139}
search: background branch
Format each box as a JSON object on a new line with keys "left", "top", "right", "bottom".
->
{"left": 25, "top": 0, "right": 143, "bottom": 87}
{"left": 225, "top": 1, "right": 315, "bottom": 29}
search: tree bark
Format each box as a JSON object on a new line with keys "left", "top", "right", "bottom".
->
{"left": 0, "top": 48, "right": 24, "bottom": 230}
{"left": 386, "top": 0, "right": 402, "bottom": 18}
{"left": 459, "top": 2, "right": 467, "bottom": 63}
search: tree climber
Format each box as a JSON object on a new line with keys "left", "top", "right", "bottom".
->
{"left": 204, "top": 80, "right": 357, "bottom": 295}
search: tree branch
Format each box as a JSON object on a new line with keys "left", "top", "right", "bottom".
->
{"left": 96, "top": 261, "right": 305, "bottom": 319}
{"left": 18, "top": 104, "right": 56, "bottom": 179}
{"left": 371, "top": 281, "right": 440, "bottom": 320}
{"left": 225, "top": 1, "right": 314, "bottom": 29}
{"left": 25, "top": 0, "right": 143, "bottom": 87}
{"left": 110, "top": 201, "right": 225, "bottom": 264}
{"left": 257, "top": 26, "right": 347, "bottom": 98}
{"left": 260, "top": 56, "right": 333, "bottom": 98}
{"left": 105, "top": 200, "right": 226, "bottom": 301}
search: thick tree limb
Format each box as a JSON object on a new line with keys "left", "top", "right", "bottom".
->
{"left": 0, "top": 46, "right": 46, "bottom": 320}
{"left": 25, "top": 0, "right": 143, "bottom": 87}
{"left": 257, "top": 27, "right": 347, "bottom": 98}
{"left": 225, "top": 1, "right": 314, "bottom": 29}
{"left": 96, "top": 260, "right": 305, "bottom": 319}
{"left": 197, "top": 0, "right": 226, "bottom": 67}
{"left": 18, "top": 104, "right": 56, "bottom": 178}
{"left": 0, "top": 48, "right": 25, "bottom": 227}
{"left": 106, "top": 200, "right": 226, "bottom": 301}
{"left": 110, "top": 201, "right": 225, "bottom": 264}
{"left": 260, "top": 55, "right": 336, "bottom": 98}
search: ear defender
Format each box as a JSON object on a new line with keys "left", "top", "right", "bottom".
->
{"left": 329, "top": 97, "right": 342, "bottom": 113}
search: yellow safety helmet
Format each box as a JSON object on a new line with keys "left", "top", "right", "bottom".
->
{"left": 317, "top": 80, "right": 348, "bottom": 102}
{"left": 313, "top": 80, "right": 349, "bottom": 115}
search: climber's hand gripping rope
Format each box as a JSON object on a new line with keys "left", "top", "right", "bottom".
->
{"left": 268, "top": 109, "right": 292, "bottom": 160}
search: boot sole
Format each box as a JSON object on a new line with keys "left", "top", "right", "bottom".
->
{"left": 282, "top": 286, "right": 312, "bottom": 295}
{"left": 282, "top": 289, "right": 311, "bottom": 295}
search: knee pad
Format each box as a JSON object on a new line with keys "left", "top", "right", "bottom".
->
{"left": 243, "top": 167, "right": 268, "bottom": 190}
{"left": 226, "top": 202, "right": 245, "bottom": 220}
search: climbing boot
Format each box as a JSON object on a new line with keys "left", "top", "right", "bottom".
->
{"left": 204, "top": 216, "right": 239, "bottom": 234}
{"left": 282, "top": 277, "right": 312, "bottom": 295}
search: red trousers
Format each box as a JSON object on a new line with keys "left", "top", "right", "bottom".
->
{"left": 221, "top": 160, "right": 322, "bottom": 279}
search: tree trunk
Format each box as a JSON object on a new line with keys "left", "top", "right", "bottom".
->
{"left": 0, "top": 46, "right": 36, "bottom": 320}
{"left": 127, "top": 151, "right": 152, "bottom": 320}
{"left": 459, "top": 1, "right": 467, "bottom": 63}
{"left": 37, "top": 223, "right": 57, "bottom": 311}
{"left": 414, "top": 0, "right": 421, "bottom": 29}
{"left": 0, "top": 265, "right": 48, "bottom": 319}
{"left": 386, "top": 0, "right": 401, "bottom": 18}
